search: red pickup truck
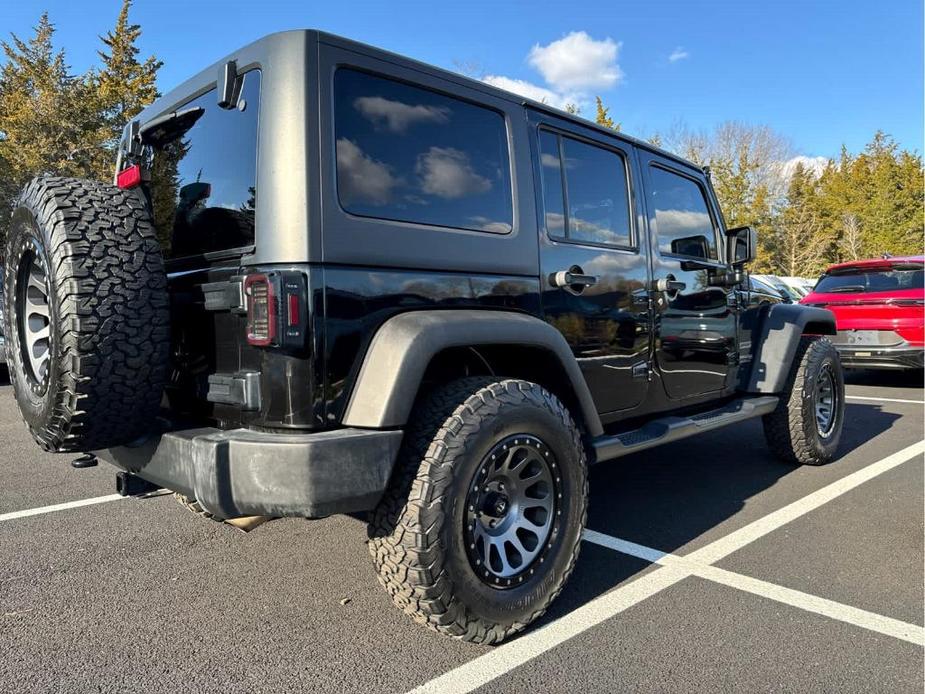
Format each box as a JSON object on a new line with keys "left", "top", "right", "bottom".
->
{"left": 802, "top": 256, "right": 924, "bottom": 370}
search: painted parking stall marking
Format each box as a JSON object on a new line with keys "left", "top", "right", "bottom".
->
{"left": 0, "top": 493, "right": 123, "bottom": 523}
{"left": 846, "top": 395, "right": 924, "bottom": 405}
{"left": 583, "top": 530, "right": 924, "bottom": 646}
{"left": 408, "top": 440, "right": 925, "bottom": 694}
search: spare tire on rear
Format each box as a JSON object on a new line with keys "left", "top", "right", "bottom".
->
{"left": 3, "top": 176, "right": 169, "bottom": 452}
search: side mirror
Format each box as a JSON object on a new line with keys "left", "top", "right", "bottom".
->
{"left": 726, "top": 226, "right": 757, "bottom": 266}
{"left": 670, "top": 234, "right": 709, "bottom": 260}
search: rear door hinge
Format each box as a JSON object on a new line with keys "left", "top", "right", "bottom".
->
{"left": 206, "top": 371, "right": 261, "bottom": 410}
{"left": 202, "top": 279, "right": 245, "bottom": 313}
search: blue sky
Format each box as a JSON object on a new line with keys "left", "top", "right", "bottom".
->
{"left": 2, "top": 0, "right": 922, "bottom": 159}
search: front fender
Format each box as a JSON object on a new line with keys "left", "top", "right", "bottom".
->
{"left": 742, "top": 304, "right": 837, "bottom": 393}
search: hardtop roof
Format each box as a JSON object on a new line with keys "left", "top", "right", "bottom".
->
{"left": 316, "top": 30, "right": 701, "bottom": 172}
{"left": 139, "top": 29, "right": 704, "bottom": 175}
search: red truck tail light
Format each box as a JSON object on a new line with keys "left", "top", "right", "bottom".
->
{"left": 244, "top": 274, "right": 277, "bottom": 346}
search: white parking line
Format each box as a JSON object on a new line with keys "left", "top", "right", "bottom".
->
{"left": 408, "top": 440, "right": 925, "bottom": 694}
{"left": 683, "top": 440, "right": 925, "bottom": 565}
{"left": 0, "top": 494, "right": 123, "bottom": 523}
{"left": 846, "top": 395, "right": 924, "bottom": 405}
{"left": 584, "top": 530, "right": 925, "bottom": 646}
{"left": 694, "top": 563, "right": 924, "bottom": 646}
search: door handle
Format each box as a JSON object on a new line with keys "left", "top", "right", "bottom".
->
{"left": 652, "top": 277, "right": 686, "bottom": 293}
{"left": 550, "top": 267, "right": 598, "bottom": 292}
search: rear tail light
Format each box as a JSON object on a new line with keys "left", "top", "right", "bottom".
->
{"left": 243, "top": 271, "right": 308, "bottom": 349}
{"left": 244, "top": 274, "right": 277, "bottom": 346}
{"left": 116, "top": 164, "right": 142, "bottom": 189}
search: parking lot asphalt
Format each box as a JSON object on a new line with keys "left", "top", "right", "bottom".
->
{"left": 0, "top": 369, "right": 922, "bottom": 693}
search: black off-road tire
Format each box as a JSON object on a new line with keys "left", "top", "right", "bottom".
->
{"left": 763, "top": 337, "right": 844, "bottom": 465}
{"left": 368, "top": 377, "right": 588, "bottom": 644}
{"left": 3, "top": 176, "right": 169, "bottom": 452}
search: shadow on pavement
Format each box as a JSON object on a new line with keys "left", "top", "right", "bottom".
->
{"left": 845, "top": 369, "right": 923, "bottom": 390}
{"left": 534, "top": 402, "right": 902, "bottom": 627}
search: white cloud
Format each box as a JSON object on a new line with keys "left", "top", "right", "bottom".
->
{"left": 540, "top": 152, "right": 561, "bottom": 168}
{"left": 469, "top": 215, "right": 512, "bottom": 233}
{"left": 655, "top": 209, "right": 712, "bottom": 233}
{"left": 777, "top": 155, "right": 829, "bottom": 180}
{"left": 415, "top": 147, "right": 492, "bottom": 199}
{"left": 668, "top": 47, "right": 689, "bottom": 63}
{"left": 482, "top": 75, "right": 572, "bottom": 109}
{"left": 336, "top": 138, "right": 399, "bottom": 205}
{"left": 527, "top": 31, "right": 623, "bottom": 92}
{"left": 353, "top": 96, "right": 449, "bottom": 133}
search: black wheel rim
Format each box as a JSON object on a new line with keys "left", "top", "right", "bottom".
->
{"left": 814, "top": 361, "right": 838, "bottom": 437}
{"left": 15, "top": 245, "right": 52, "bottom": 392}
{"left": 464, "top": 434, "right": 560, "bottom": 588}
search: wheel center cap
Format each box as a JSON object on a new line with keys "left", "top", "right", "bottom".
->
{"left": 481, "top": 491, "right": 510, "bottom": 519}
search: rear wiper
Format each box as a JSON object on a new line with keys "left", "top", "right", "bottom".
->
{"left": 827, "top": 285, "right": 865, "bottom": 293}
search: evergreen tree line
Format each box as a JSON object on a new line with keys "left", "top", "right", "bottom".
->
{"left": 591, "top": 106, "right": 923, "bottom": 277}
{"left": 0, "top": 1, "right": 159, "bottom": 243}
{"left": 0, "top": 6, "right": 921, "bottom": 277}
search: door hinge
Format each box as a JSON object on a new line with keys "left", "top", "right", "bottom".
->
{"left": 202, "top": 279, "right": 245, "bottom": 313}
{"left": 206, "top": 371, "right": 261, "bottom": 410}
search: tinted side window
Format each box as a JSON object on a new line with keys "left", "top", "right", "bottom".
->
{"left": 648, "top": 166, "right": 717, "bottom": 259}
{"left": 334, "top": 69, "right": 513, "bottom": 233}
{"left": 538, "top": 131, "right": 566, "bottom": 237}
{"left": 538, "top": 130, "right": 632, "bottom": 247}
{"left": 147, "top": 70, "right": 260, "bottom": 260}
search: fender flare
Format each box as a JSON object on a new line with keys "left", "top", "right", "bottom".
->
{"left": 742, "top": 304, "right": 837, "bottom": 393}
{"left": 342, "top": 310, "right": 604, "bottom": 436}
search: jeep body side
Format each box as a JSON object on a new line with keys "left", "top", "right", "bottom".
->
{"left": 5, "top": 29, "right": 844, "bottom": 643}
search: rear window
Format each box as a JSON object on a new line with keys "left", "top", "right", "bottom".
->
{"left": 814, "top": 265, "right": 924, "bottom": 293}
{"left": 146, "top": 70, "right": 260, "bottom": 260}
{"left": 333, "top": 68, "right": 513, "bottom": 233}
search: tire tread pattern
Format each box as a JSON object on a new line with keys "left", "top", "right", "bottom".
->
{"left": 763, "top": 336, "right": 841, "bottom": 466}
{"left": 368, "top": 377, "right": 588, "bottom": 644}
{"left": 5, "top": 176, "right": 169, "bottom": 452}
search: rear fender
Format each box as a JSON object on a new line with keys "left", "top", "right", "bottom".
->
{"left": 342, "top": 310, "right": 603, "bottom": 436}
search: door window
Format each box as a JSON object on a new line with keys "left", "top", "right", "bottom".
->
{"left": 647, "top": 166, "right": 718, "bottom": 259}
{"left": 538, "top": 130, "right": 633, "bottom": 248}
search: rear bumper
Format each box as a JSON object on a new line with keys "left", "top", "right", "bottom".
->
{"left": 834, "top": 344, "right": 924, "bottom": 370}
{"left": 97, "top": 425, "right": 403, "bottom": 519}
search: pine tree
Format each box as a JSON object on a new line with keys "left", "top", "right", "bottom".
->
{"left": 0, "top": 13, "right": 96, "bottom": 240}
{"left": 91, "top": 0, "right": 162, "bottom": 174}
{"left": 594, "top": 96, "right": 619, "bottom": 130}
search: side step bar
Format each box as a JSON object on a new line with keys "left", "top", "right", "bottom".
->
{"left": 592, "top": 395, "right": 779, "bottom": 464}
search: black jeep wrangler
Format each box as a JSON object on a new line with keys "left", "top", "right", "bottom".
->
{"left": 3, "top": 30, "right": 844, "bottom": 644}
